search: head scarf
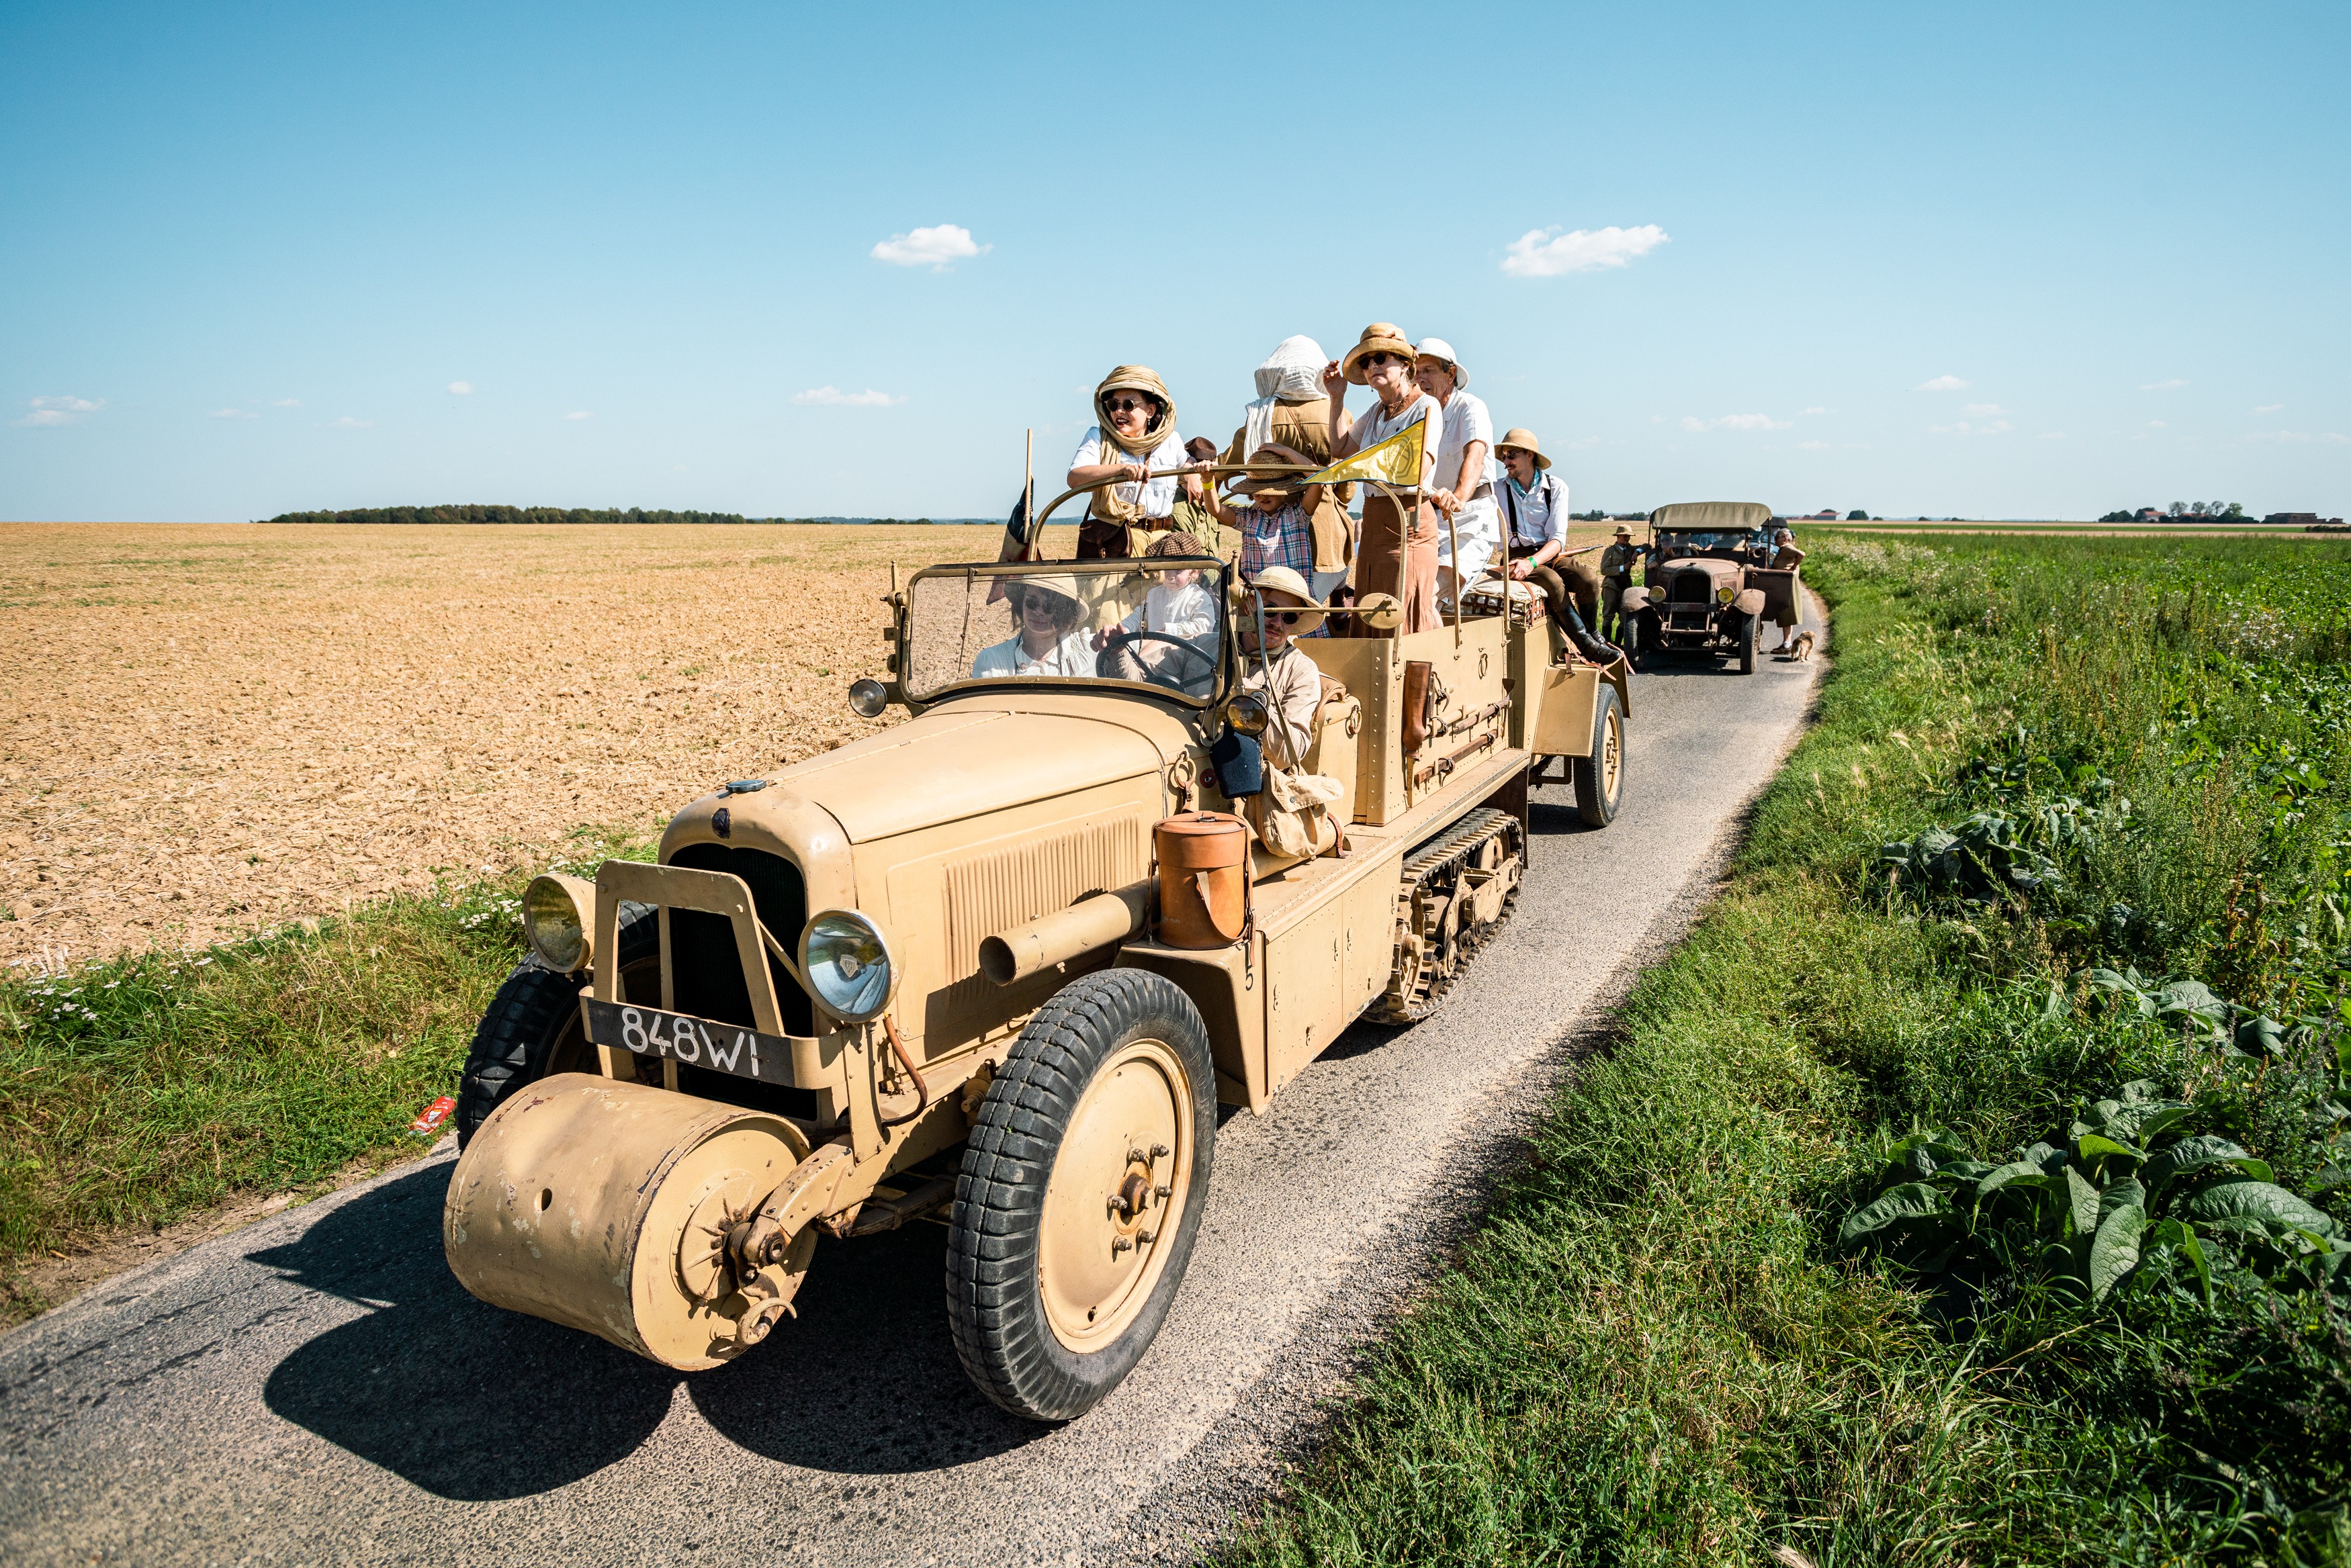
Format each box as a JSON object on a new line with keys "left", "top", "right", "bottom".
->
{"left": 1244, "top": 336, "right": 1327, "bottom": 459}
{"left": 1092, "top": 365, "right": 1178, "bottom": 523}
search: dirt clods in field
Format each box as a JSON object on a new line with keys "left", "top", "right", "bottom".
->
{"left": 0, "top": 523, "right": 1018, "bottom": 969}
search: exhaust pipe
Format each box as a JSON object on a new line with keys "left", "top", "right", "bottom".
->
{"left": 979, "top": 880, "right": 1154, "bottom": 985}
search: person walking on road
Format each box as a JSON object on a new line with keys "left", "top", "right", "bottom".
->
{"left": 1323, "top": 323, "right": 1444, "bottom": 635}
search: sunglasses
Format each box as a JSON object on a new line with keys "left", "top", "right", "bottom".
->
{"left": 1358, "top": 352, "right": 1403, "bottom": 371}
{"left": 1259, "top": 610, "right": 1305, "bottom": 626}
{"left": 1103, "top": 396, "right": 1158, "bottom": 414}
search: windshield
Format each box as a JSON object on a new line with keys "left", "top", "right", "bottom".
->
{"left": 1658, "top": 530, "right": 1770, "bottom": 556}
{"left": 902, "top": 559, "right": 1228, "bottom": 704}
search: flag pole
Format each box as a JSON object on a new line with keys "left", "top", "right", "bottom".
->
{"left": 1022, "top": 428, "right": 1035, "bottom": 561}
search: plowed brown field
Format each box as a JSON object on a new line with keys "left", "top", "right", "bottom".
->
{"left": 0, "top": 522, "right": 1043, "bottom": 970}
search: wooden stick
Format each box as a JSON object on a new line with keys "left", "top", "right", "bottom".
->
{"left": 1022, "top": 428, "right": 1036, "bottom": 561}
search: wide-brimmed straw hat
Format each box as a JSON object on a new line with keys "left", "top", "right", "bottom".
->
{"left": 1414, "top": 336, "right": 1468, "bottom": 388}
{"left": 1229, "top": 443, "right": 1313, "bottom": 500}
{"left": 1341, "top": 322, "right": 1415, "bottom": 386}
{"left": 1244, "top": 566, "right": 1327, "bottom": 635}
{"left": 1007, "top": 573, "right": 1083, "bottom": 609}
{"left": 1613, "top": 524, "right": 1634, "bottom": 538}
{"left": 1495, "top": 427, "right": 1552, "bottom": 470}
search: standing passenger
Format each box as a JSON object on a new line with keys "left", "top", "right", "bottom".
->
{"left": 1321, "top": 324, "right": 1444, "bottom": 635}
{"left": 1223, "top": 336, "right": 1353, "bottom": 606}
{"left": 1413, "top": 338, "right": 1501, "bottom": 605}
{"left": 1065, "top": 367, "right": 1204, "bottom": 559}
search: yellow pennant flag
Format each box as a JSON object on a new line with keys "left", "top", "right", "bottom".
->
{"left": 1304, "top": 419, "right": 1425, "bottom": 490}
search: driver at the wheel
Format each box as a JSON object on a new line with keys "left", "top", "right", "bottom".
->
{"left": 971, "top": 575, "right": 1098, "bottom": 678}
{"left": 1235, "top": 566, "right": 1325, "bottom": 768}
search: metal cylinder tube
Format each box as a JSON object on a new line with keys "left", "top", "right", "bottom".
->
{"left": 978, "top": 880, "right": 1153, "bottom": 986}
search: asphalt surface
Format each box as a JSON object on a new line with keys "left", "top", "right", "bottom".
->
{"left": 0, "top": 604, "right": 1824, "bottom": 1568}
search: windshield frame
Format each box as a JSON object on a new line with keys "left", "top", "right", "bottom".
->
{"left": 1655, "top": 528, "right": 1773, "bottom": 559}
{"left": 898, "top": 556, "right": 1236, "bottom": 710}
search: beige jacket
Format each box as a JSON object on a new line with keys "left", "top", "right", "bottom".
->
{"left": 1225, "top": 399, "right": 1351, "bottom": 573}
{"left": 1238, "top": 641, "right": 1322, "bottom": 767}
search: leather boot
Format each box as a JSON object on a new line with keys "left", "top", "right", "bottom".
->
{"left": 1570, "top": 627, "right": 1624, "bottom": 665}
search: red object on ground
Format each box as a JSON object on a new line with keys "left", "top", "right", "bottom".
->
{"left": 408, "top": 1095, "right": 457, "bottom": 1136}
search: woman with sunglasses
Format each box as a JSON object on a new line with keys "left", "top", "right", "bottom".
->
{"left": 1065, "top": 366, "right": 1204, "bottom": 559}
{"left": 969, "top": 575, "right": 1099, "bottom": 679}
{"left": 1321, "top": 323, "right": 1444, "bottom": 635}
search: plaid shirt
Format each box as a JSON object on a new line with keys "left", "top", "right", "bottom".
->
{"left": 1240, "top": 502, "right": 1315, "bottom": 579}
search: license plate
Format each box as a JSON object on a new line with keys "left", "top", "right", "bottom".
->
{"left": 582, "top": 998, "right": 795, "bottom": 1085}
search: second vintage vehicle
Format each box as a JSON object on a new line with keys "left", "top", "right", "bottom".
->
{"left": 1620, "top": 500, "right": 1802, "bottom": 674}
{"left": 441, "top": 478, "right": 1631, "bottom": 1423}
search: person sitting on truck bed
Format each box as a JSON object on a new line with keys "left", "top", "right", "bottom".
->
{"left": 1235, "top": 566, "right": 1327, "bottom": 768}
{"left": 971, "top": 575, "right": 1098, "bottom": 679}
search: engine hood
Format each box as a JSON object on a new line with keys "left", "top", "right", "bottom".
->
{"left": 1660, "top": 557, "right": 1745, "bottom": 586}
{"left": 764, "top": 704, "right": 1171, "bottom": 843}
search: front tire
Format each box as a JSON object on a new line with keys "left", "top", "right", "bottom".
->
{"left": 946, "top": 970, "right": 1216, "bottom": 1422}
{"left": 1736, "top": 611, "right": 1758, "bottom": 674}
{"left": 1572, "top": 684, "right": 1626, "bottom": 827}
{"left": 454, "top": 903, "right": 658, "bottom": 1148}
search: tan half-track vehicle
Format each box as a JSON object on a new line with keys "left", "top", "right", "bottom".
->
{"left": 1620, "top": 501, "right": 1802, "bottom": 674}
{"left": 443, "top": 515, "right": 1630, "bottom": 1422}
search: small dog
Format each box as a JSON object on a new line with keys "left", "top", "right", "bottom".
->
{"left": 1781, "top": 630, "right": 1816, "bottom": 662}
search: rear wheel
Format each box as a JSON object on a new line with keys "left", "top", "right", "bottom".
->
{"left": 455, "top": 903, "right": 658, "bottom": 1148}
{"left": 1572, "top": 685, "right": 1626, "bottom": 827}
{"left": 946, "top": 970, "right": 1216, "bottom": 1422}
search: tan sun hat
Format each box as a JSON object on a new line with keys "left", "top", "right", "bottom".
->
{"left": 1229, "top": 443, "right": 1314, "bottom": 499}
{"left": 1614, "top": 523, "right": 1634, "bottom": 538}
{"left": 1495, "top": 428, "right": 1552, "bottom": 470}
{"left": 1007, "top": 573, "right": 1083, "bottom": 610}
{"left": 1414, "top": 336, "right": 1468, "bottom": 388}
{"left": 1341, "top": 322, "right": 1415, "bottom": 385}
{"left": 1243, "top": 565, "right": 1327, "bottom": 635}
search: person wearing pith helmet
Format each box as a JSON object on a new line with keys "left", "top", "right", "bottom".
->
{"left": 1321, "top": 324, "right": 1445, "bottom": 635}
{"left": 1495, "top": 428, "right": 1617, "bottom": 665}
{"left": 1413, "top": 338, "right": 1501, "bottom": 601}
{"left": 1600, "top": 522, "right": 1642, "bottom": 645}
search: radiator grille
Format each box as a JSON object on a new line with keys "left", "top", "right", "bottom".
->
{"left": 943, "top": 816, "right": 1150, "bottom": 981}
{"left": 1669, "top": 572, "right": 1714, "bottom": 604}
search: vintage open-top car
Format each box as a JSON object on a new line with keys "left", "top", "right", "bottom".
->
{"left": 1619, "top": 501, "right": 1801, "bottom": 674}
{"left": 441, "top": 475, "right": 1632, "bottom": 1423}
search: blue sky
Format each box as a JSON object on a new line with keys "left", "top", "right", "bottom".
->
{"left": 4, "top": 1, "right": 2346, "bottom": 522}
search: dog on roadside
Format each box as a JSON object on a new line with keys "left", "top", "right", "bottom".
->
{"left": 1779, "top": 630, "right": 1816, "bottom": 663}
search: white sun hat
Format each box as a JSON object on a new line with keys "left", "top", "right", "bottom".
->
{"left": 1414, "top": 337, "right": 1468, "bottom": 387}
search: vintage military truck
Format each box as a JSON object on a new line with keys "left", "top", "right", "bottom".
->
{"left": 1620, "top": 501, "right": 1801, "bottom": 674}
{"left": 443, "top": 492, "right": 1630, "bottom": 1423}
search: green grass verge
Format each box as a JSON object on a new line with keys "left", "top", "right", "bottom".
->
{"left": 1223, "top": 537, "right": 2351, "bottom": 1566}
{"left": 0, "top": 827, "right": 650, "bottom": 1320}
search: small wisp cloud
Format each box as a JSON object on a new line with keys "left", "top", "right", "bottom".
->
{"left": 1914, "top": 375, "right": 1969, "bottom": 391}
{"left": 447, "top": 381, "right": 473, "bottom": 395}
{"left": 871, "top": 224, "right": 989, "bottom": 271}
{"left": 2139, "top": 378, "right": 2188, "bottom": 391}
{"left": 1501, "top": 224, "right": 1668, "bottom": 278}
{"left": 15, "top": 394, "right": 102, "bottom": 427}
{"left": 1681, "top": 412, "right": 1791, "bottom": 432}
{"left": 793, "top": 386, "right": 907, "bottom": 408}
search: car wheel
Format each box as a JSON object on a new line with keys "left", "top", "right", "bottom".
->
{"left": 1736, "top": 611, "right": 1758, "bottom": 674}
{"left": 1572, "top": 684, "right": 1626, "bottom": 827}
{"left": 454, "top": 903, "right": 658, "bottom": 1148}
{"left": 946, "top": 970, "right": 1216, "bottom": 1422}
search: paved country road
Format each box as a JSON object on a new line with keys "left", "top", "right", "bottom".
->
{"left": 1, "top": 604, "right": 1825, "bottom": 1568}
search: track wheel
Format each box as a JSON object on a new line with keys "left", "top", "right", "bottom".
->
{"left": 1572, "top": 684, "right": 1626, "bottom": 827}
{"left": 946, "top": 970, "right": 1216, "bottom": 1422}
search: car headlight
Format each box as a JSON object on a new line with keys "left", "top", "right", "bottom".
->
{"left": 523, "top": 873, "right": 596, "bottom": 974}
{"left": 1716, "top": 584, "right": 1735, "bottom": 604}
{"left": 799, "top": 908, "right": 896, "bottom": 1023}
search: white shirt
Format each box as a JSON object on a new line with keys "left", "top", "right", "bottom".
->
{"left": 1438, "top": 496, "right": 1501, "bottom": 579}
{"left": 970, "top": 631, "right": 1098, "bottom": 680}
{"left": 1431, "top": 389, "right": 1496, "bottom": 500}
{"left": 1499, "top": 471, "right": 1571, "bottom": 551}
{"left": 1069, "top": 428, "right": 1188, "bottom": 520}
{"left": 1345, "top": 392, "right": 1444, "bottom": 490}
{"left": 1122, "top": 578, "right": 1216, "bottom": 639}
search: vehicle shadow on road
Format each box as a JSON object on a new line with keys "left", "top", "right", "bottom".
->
{"left": 254, "top": 1166, "right": 1042, "bottom": 1500}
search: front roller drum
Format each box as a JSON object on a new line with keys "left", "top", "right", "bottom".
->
{"left": 443, "top": 1072, "right": 816, "bottom": 1369}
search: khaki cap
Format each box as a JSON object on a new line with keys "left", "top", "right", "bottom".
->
{"left": 1341, "top": 322, "right": 1415, "bottom": 386}
{"left": 1495, "top": 428, "right": 1552, "bottom": 470}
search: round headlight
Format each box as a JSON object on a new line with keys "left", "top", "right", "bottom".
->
{"left": 1716, "top": 584, "right": 1735, "bottom": 604}
{"left": 799, "top": 909, "right": 895, "bottom": 1024}
{"left": 846, "top": 678, "right": 890, "bottom": 719}
{"left": 523, "top": 873, "right": 595, "bottom": 974}
{"left": 1224, "top": 692, "right": 1270, "bottom": 736}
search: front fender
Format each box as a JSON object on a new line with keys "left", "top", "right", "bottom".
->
{"left": 1732, "top": 588, "right": 1767, "bottom": 616}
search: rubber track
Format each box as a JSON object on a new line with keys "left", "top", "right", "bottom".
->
{"left": 1372, "top": 806, "right": 1523, "bottom": 1025}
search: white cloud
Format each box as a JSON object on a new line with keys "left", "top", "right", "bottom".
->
{"left": 447, "top": 381, "right": 473, "bottom": 395}
{"left": 2254, "top": 403, "right": 2283, "bottom": 414}
{"left": 870, "top": 223, "right": 988, "bottom": 269}
{"left": 1931, "top": 419, "right": 2012, "bottom": 436}
{"left": 1798, "top": 440, "right": 1830, "bottom": 451}
{"left": 1802, "top": 406, "right": 1826, "bottom": 415}
{"left": 1962, "top": 402, "right": 2005, "bottom": 416}
{"left": 271, "top": 398, "right": 301, "bottom": 407}
{"left": 1565, "top": 435, "right": 1604, "bottom": 451}
{"left": 15, "top": 394, "right": 102, "bottom": 427}
{"left": 791, "top": 385, "right": 907, "bottom": 408}
{"left": 2139, "top": 378, "right": 2187, "bottom": 391}
{"left": 1914, "top": 375, "right": 1969, "bottom": 391}
{"left": 333, "top": 416, "right": 373, "bottom": 428}
{"left": 1500, "top": 224, "right": 1669, "bottom": 278}
{"left": 2039, "top": 431, "right": 2067, "bottom": 440}
{"left": 1681, "top": 412, "right": 1792, "bottom": 432}
{"left": 2146, "top": 420, "right": 2167, "bottom": 429}
{"left": 564, "top": 410, "right": 593, "bottom": 420}
{"left": 2246, "top": 429, "right": 2349, "bottom": 445}
{"left": 209, "top": 407, "right": 255, "bottom": 420}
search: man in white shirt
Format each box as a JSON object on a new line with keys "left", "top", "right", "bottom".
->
{"left": 1413, "top": 338, "right": 1501, "bottom": 599}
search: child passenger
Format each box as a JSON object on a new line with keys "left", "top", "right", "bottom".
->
{"left": 1208, "top": 447, "right": 1328, "bottom": 636}
{"left": 1123, "top": 532, "right": 1218, "bottom": 639}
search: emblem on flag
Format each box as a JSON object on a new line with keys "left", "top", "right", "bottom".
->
{"left": 1304, "top": 420, "right": 1426, "bottom": 490}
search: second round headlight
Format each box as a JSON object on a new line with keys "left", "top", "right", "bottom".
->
{"left": 799, "top": 908, "right": 895, "bottom": 1023}
{"left": 523, "top": 873, "right": 596, "bottom": 974}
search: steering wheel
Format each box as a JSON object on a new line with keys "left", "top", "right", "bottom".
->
{"left": 1102, "top": 631, "right": 1218, "bottom": 694}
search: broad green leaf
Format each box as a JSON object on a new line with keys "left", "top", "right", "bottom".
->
{"left": 2156, "top": 980, "right": 2227, "bottom": 1021}
{"left": 2089, "top": 1177, "right": 2149, "bottom": 1301}
{"left": 2066, "top": 1166, "right": 2100, "bottom": 1238}
{"left": 2143, "top": 1135, "right": 2270, "bottom": 1191}
{"left": 2177, "top": 1181, "right": 2341, "bottom": 1238}
{"left": 2076, "top": 1133, "right": 2143, "bottom": 1163}
{"left": 1977, "top": 1162, "right": 2055, "bottom": 1197}
{"left": 2117, "top": 1079, "right": 2165, "bottom": 1105}
{"left": 2149, "top": 1218, "right": 2215, "bottom": 1305}
{"left": 2233, "top": 1015, "right": 2287, "bottom": 1058}
{"left": 2086, "top": 968, "right": 2156, "bottom": 1017}
{"left": 1839, "top": 1182, "right": 1948, "bottom": 1247}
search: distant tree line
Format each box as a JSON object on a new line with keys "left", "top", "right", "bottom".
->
{"left": 262, "top": 504, "right": 797, "bottom": 526}
{"left": 2097, "top": 501, "right": 2247, "bottom": 523}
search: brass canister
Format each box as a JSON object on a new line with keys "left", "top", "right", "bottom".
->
{"left": 1155, "top": 812, "right": 1250, "bottom": 949}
